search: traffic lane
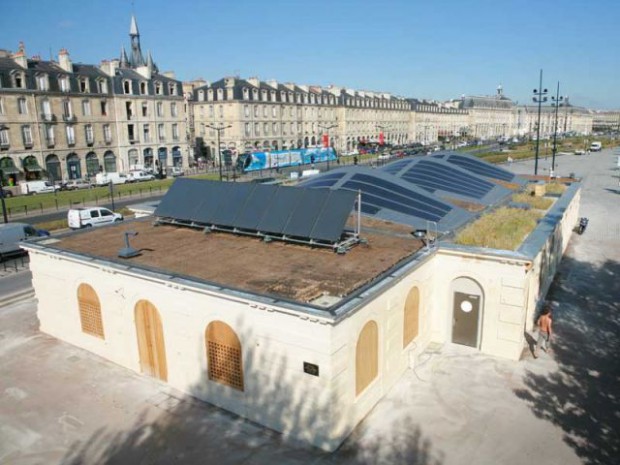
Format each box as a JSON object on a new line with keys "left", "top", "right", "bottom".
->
{"left": 6, "top": 194, "right": 165, "bottom": 225}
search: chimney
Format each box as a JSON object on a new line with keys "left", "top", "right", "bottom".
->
{"left": 12, "top": 41, "right": 27, "bottom": 68}
{"left": 58, "top": 48, "right": 73, "bottom": 72}
{"left": 162, "top": 71, "right": 176, "bottom": 79}
{"left": 266, "top": 79, "right": 278, "bottom": 89}
{"left": 247, "top": 77, "right": 260, "bottom": 87}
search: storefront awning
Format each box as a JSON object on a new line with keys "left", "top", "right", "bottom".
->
{"left": 22, "top": 158, "right": 43, "bottom": 172}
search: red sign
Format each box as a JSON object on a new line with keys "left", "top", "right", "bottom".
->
{"left": 379, "top": 132, "right": 385, "bottom": 145}
{"left": 322, "top": 133, "right": 329, "bottom": 148}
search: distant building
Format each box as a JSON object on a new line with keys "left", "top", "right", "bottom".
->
{"left": 0, "top": 15, "right": 188, "bottom": 185}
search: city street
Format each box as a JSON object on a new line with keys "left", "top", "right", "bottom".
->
{"left": 0, "top": 148, "right": 618, "bottom": 464}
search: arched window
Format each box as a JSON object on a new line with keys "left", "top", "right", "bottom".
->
{"left": 403, "top": 287, "right": 420, "bottom": 348}
{"left": 77, "top": 283, "right": 104, "bottom": 339}
{"left": 205, "top": 321, "right": 244, "bottom": 391}
{"left": 356, "top": 320, "right": 378, "bottom": 396}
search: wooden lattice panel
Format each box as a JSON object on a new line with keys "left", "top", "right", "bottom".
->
{"left": 403, "top": 287, "right": 420, "bottom": 348}
{"left": 356, "top": 320, "right": 378, "bottom": 396}
{"left": 206, "top": 321, "right": 244, "bottom": 391}
{"left": 77, "top": 284, "right": 105, "bottom": 339}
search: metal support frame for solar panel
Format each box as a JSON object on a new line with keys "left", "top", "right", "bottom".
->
{"left": 154, "top": 179, "right": 363, "bottom": 253}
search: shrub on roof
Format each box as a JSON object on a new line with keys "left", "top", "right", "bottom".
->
{"left": 512, "top": 193, "right": 553, "bottom": 210}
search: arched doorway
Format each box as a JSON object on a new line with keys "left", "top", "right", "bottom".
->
{"left": 135, "top": 300, "right": 167, "bottom": 381}
{"left": 85, "top": 152, "right": 99, "bottom": 177}
{"left": 172, "top": 146, "right": 182, "bottom": 167}
{"left": 272, "top": 140, "right": 278, "bottom": 150}
{"left": 128, "top": 149, "right": 139, "bottom": 169}
{"left": 311, "top": 136, "right": 316, "bottom": 146}
{"left": 103, "top": 151, "right": 116, "bottom": 173}
{"left": 0, "top": 157, "right": 20, "bottom": 186}
{"left": 66, "top": 153, "right": 81, "bottom": 180}
{"left": 356, "top": 320, "right": 378, "bottom": 396}
{"left": 45, "top": 154, "right": 62, "bottom": 182}
{"left": 23, "top": 155, "right": 43, "bottom": 180}
{"left": 157, "top": 147, "right": 167, "bottom": 167}
{"left": 450, "top": 277, "right": 484, "bottom": 348}
{"left": 143, "top": 148, "right": 153, "bottom": 169}
{"left": 304, "top": 136, "right": 309, "bottom": 148}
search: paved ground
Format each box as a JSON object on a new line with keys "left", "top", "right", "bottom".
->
{"left": 0, "top": 148, "right": 618, "bottom": 465}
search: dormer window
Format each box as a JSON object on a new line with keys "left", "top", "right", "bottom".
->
{"left": 198, "top": 90, "right": 205, "bottom": 101}
{"left": 217, "top": 88, "right": 223, "bottom": 100}
{"left": 207, "top": 89, "right": 214, "bottom": 101}
{"left": 13, "top": 71, "right": 25, "bottom": 89}
{"left": 59, "top": 76, "right": 70, "bottom": 92}
{"left": 154, "top": 81, "right": 162, "bottom": 95}
{"left": 97, "top": 79, "right": 108, "bottom": 94}
{"left": 252, "top": 89, "right": 258, "bottom": 100}
{"left": 140, "top": 82, "right": 147, "bottom": 95}
{"left": 270, "top": 90, "right": 276, "bottom": 102}
{"left": 242, "top": 88, "right": 249, "bottom": 100}
{"left": 123, "top": 80, "right": 132, "bottom": 94}
{"left": 168, "top": 83, "right": 177, "bottom": 95}
{"left": 36, "top": 74, "right": 49, "bottom": 91}
{"left": 79, "top": 77, "right": 89, "bottom": 93}
{"left": 261, "top": 90, "right": 267, "bottom": 101}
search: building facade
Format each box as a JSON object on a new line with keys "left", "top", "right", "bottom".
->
{"left": 0, "top": 16, "right": 188, "bottom": 185}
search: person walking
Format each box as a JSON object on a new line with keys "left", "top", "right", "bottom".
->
{"left": 533, "top": 305, "right": 553, "bottom": 358}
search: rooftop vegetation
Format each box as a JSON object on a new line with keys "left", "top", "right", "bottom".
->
{"left": 455, "top": 207, "right": 542, "bottom": 250}
{"left": 512, "top": 192, "right": 554, "bottom": 210}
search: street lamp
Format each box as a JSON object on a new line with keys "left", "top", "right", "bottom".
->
{"left": 532, "top": 69, "right": 548, "bottom": 176}
{"left": 550, "top": 82, "right": 564, "bottom": 176}
{"left": 318, "top": 123, "right": 337, "bottom": 171}
{"left": 204, "top": 123, "right": 232, "bottom": 181}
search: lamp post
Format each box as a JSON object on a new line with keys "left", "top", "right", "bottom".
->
{"left": 318, "top": 123, "right": 337, "bottom": 171}
{"left": 205, "top": 123, "right": 232, "bottom": 181}
{"left": 0, "top": 168, "right": 8, "bottom": 223}
{"left": 532, "top": 69, "right": 548, "bottom": 175}
{"left": 550, "top": 82, "right": 563, "bottom": 176}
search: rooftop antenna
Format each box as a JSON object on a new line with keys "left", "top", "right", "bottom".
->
{"left": 118, "top": 231, "right": 141, "bottom": 258}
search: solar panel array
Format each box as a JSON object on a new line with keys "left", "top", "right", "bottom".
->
{"left": 388, "top": 159, "right": 497, "bottom": 199}
{"left": 155, "top": 179, "right": 357, "bottom": 243}
{"left": 299, "top": 167, "right": 474, "bottom": 232}
{"left": 434, "top": 152, "right": 518, "bottom": 183}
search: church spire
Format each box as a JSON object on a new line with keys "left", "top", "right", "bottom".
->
{"left": 130, "top": 14, "right": 139, "bottom": 36}
{"left": 128, "top": 14, "right": 144, "bottom": 67}
{"left": 120, "top": 45, "right": 129, "bottom": 68}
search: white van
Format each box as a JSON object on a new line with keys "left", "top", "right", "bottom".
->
{"left": 95, "top": 172, "right": 128, "bottom": 186}
{"left": 590, "top": 141, "right": 602, "bottom": 152}
{"left": 0, "top": 222, "right": 50, "bottom": 260}
{"left": 20, "top": 180, "right": 59, "bottom": 195}
{"left": 67, "top": 207, "right": 123, "bottom": 229}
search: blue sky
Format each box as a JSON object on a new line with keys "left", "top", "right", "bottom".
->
{"left": 2, "top": 0, "right": 619, "bottom": 109}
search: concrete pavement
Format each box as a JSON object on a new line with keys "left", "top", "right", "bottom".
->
{"left": 0, "top": 148, "right": 618, "bottom": 465}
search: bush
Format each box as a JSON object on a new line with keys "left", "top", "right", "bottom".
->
{"left": 512, "top": 193, "right": 553, "bottom": 210}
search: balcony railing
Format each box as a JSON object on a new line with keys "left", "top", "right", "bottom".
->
{"left": 40, "top": 113, "right": 57, "bottom": 122}
{"left": 63, "top": 114, "right": 77, "bottom": 123}
{"left": 0, "top": 141, "right": 9, "bottom": 149}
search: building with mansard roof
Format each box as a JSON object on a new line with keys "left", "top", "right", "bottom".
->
{"left": 190, "top": 76, "right": 411, "bottom": 159}
{"left": 0, "top": 15, "right": 188, "bottom": 186}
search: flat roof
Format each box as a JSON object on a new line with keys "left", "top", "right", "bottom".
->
{"left": 51, "top": 217, "right": 423, "bottom": 305}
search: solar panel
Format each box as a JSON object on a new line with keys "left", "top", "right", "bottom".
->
{"left": 234, "top": 184, "right": 277, "bottom": 230}
{"left": 400, "top": 159, "right": 495, "bottom": 199}
{"left": 442, "top": 154, "right": 516, "bottom": 182}
{"left": 284, "top": 189, "right": 330, "bottom": 238}
{"left": 312, "top": 190, "right": 359, "bottom": 241}
{"left": 382, "top": 159, "right": 411, "bottom": 174}
{"left": 298, "top": 171, "right": 345, "bottom": 189}
{"left": 257, "top": 187, "right": 305, "bottom": 235}
{"left": 210, "top": 183, "right": 256, "bottom": 227}
{"left": 155, "top": 178, "right": 201, "bottom": 220}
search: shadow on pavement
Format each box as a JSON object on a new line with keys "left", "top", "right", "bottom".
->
{"left": 515, "top": 257, "right": 620, "bottom": 465}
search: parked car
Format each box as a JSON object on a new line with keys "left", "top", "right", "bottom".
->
{"left": 0, "top": 222, "right": 50, "bottom": 260}
{"left": 95, "top": 172, "right": 128, "bottom": 186}
{"left": 170, "top": 167, "right": 184, "bottom": 177}
{"left": 128, "top": 170, "right": 156, "bottom": 182}
{"left": 574, "top": 150, "right": 585, "bottom": 155}
{"left": 67, "top": 207, "right": 123, "bottom": 229}
{"left": 19, "top": 180, "right": 59, "bottom": 195}
{"left": 64, "top": 179, "right": 93, "bottom": 190}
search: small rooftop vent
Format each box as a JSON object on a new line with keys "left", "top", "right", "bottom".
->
{"left": 118, "top": 231, "right": 141, "bottom": 258}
